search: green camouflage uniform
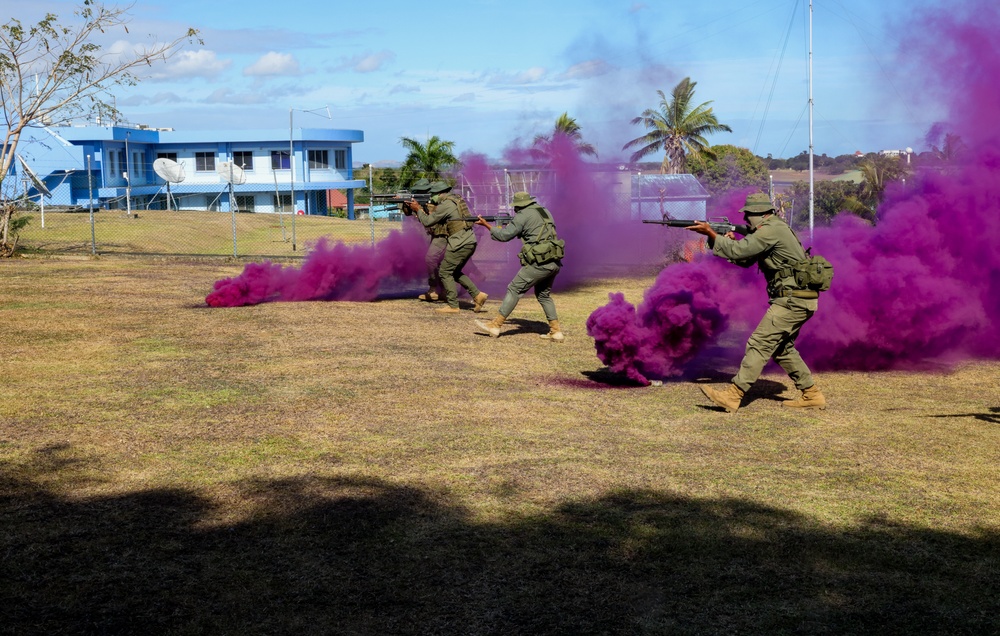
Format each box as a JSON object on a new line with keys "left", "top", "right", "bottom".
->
{"left": 419, "top": 194, "right": 482, "bottom": 308}
{"left": 711, "top": 215, "right": 818, "bottom": 393}
{"left": 422, "top": 200, "right": 449, "bottom": 294}
{"left": 488, "top": 202, "right": 562, "bottom": 320}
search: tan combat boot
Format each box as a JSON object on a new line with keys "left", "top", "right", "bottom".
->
{"left": 473, "top": 292, "right": 489, "bottom": 313}
{"left": 540, "top": 319, "right": 565, "bottom": 342}
{"left": 475, "top": 314, "right": 506, "bottom": 338}
{"left": 700, "top": 383, "right": 745, "bottom": 413}
{"left": 435, "top": 305, "right": 461, "bottom": 314}
{"left": 417, "top": 290, "right": 439, "bottom": 302}
{"left": 783, "top": 385, "right": 827, "bottom": 410}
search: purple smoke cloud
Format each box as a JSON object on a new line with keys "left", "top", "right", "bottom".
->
{"left": 205, "top": 224, "right": 428, "bottom": 307}
{"left": 587, "top": 0, "right": 1000, "bottom": 383}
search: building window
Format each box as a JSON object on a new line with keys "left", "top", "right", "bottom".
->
{"left": 132, "top": 151, "right": 145, "bottom": 180}
{"left": 108, "top": 149, "right": 127, "bottom": 178}
{"left": 196, "top": 152, "right": 215, "bottom": 172}
{"left": 273, "top": 193, "right": 291, "bottom": 212}
{"left": 271, "top": 150, "right": 290, "bottom": 170}
{"left": 235, "top": 194, "right": 255, "bottom": 213}
{"left": 157, "top": 152, "right": 178, "bottom": 162}
{"left": 335, "top": 149, "right": 346, "bottom": 170}
{"left": 308, "top": 150, "right": 329, "bottom": 169}
{"left": 234, "top": 151, "right": 254, "bottom": 170}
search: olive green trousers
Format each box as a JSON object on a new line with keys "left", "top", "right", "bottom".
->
{"left": 733, "top": 302, "right": 816, "bottom": 393}
{"left": 438, "top": 242, "right": 481, "bottom": 308}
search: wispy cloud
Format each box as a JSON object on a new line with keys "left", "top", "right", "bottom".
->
{"left": 389, "top": 84, "right": 420, "bottom": 95}
{"left": 562, "top": 59, "right": 615, "bottom": 80}
{"left": 332, "top": 50, "right": 396, "bottom": 73}
{"left": 202, "top": 87, "right": 273, "bottom": 105}
{"left": 452, "top": 93, "right": 476, "bottom": 103}
{"left": 244, "top": 52, "right": 302, "bottom": 76}
{"left": 485, "top": 67, "right": 549, "bottom": 86}
{"left": 150, "top": 50, "right": 232, "bottom": 80}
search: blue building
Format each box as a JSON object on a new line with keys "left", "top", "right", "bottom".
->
{"left": 12, "top": 123, "right": 366, "bottom": 218}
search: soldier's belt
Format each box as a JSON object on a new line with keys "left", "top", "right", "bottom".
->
{"left": 781, "top": 289, "right": 820, "bottom": 299}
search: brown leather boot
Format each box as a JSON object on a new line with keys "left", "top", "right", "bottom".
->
{"left": 475, "top": 314, "right": 506, "bottom": 338}
{"left": 783, "top": 385, "right": 827, "bottom": 409}
{"left": 472, "top": 292, "right": 489, "bottom": 313}
{"left": 700, "top": 383, "right": 745, "bottom": 413}
{"left": 540, "top": 319, "right": 564, "bottom": 342}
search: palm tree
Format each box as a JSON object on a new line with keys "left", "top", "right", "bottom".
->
{"left": 622, "top": 77, "right": 732, "bottom": 174}
{"left": 931, "top": 132, "right": 966, "bottom": 164}
{"left": 529, "top": 112, "right": 598, "bottom": 165}
{"left": 399, "top": 136, "right": 460, "bottom": 186}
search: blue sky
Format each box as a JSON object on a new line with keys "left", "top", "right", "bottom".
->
{"left": 12, "top": 0, "right": 941, "bottom": 165}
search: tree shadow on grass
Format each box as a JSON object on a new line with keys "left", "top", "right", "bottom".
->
{"left": 2, "top": 444, "right": 998, "bottom": 635}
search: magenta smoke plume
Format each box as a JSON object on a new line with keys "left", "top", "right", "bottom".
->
{"left": 587, "top": 0, "right": 1000, "bottom": 383}
{"left": 206, "top": 223, "right": 428, "bottom": 307}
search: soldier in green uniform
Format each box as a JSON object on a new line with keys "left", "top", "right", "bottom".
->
{"left": 415, "top": 180, "right": 489, "bottom": 314}
{"left": 686, "top": 192, "right": 826, "bottom": 412}
{"left": 474, "top": 191, "right": 565, "bottom": 341}
{"left": 402, "top": 178, "right": 447, "bottom": 302}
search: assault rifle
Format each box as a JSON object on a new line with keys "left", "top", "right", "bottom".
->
{"left": 463, "top": 215, "right": 513, "bottom": 226}
{"left": 370, "top": 191, "right": 433, "bottom": 206}
{"left": 370, "top": 191, "right": 434, "bottom": 216}
{"left": 642, "top": 217, "right": 751, "bottom": 236}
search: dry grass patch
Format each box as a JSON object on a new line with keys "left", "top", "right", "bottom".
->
{"left": 1, "top": 257, "right": 998, "bottom": 634}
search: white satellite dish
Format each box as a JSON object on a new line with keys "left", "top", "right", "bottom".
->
{"left": 16, "top": 154, "right": 51, "bottom": 197}
{"left": 217, "top": 161, "right": 247, "bottom": 185}
{"left": 153, "top": 157, "right": 186, "bottom": 183}
{"left": 153, "top": 158, "right": 186, "bottom": 211}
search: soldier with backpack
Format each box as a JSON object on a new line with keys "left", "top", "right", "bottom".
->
{"left": 474, "top": 191, "right": 566, "bottom": 341}
{"left": 686, "top": 192, "right": 831, "bottom": 412}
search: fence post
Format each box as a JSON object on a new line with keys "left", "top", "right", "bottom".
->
{"left": 87, "top": 155, "right": 96, "bottom": 255}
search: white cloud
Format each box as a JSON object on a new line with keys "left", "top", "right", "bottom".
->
{"left": 452, "top": 93, "right": 476, "bottom": 103}
{"left": 244, "top": 52, "right": 301, "bottom": 77}
{"left": 152, "top": 50, "right": 232, "bottom": 80}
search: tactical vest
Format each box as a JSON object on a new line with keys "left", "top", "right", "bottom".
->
{"left": 518, "top": 206, "right": 565, "bottom": 266}
{"left": 440, "top": 193, "right": 474, "bottom": 236}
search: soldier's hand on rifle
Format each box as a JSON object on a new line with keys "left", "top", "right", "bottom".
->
{"left": 404, "top": 199, "right": 422, "bottom": 215}
{"left": 474, "top": 216, "right": 491, "bottom": 229}
{"left": 686, "top": 220, "right": 717, "bottom": 239}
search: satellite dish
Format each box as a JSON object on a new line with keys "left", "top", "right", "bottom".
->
{"left": 16, "top": 154, "right": 52, "bottom": 197}
{"left": 217, "top": 161, "right": 246, "bottom": 185}
{"left": 153, "top": 158, "right": 186, "bottom": 183}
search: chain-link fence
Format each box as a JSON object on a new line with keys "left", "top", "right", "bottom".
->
{"left": 12, "top": 169, "right": 705, "bottom": 267}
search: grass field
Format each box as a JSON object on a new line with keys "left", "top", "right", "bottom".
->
{"left": 16, "top": 209, "right": 402, "bottom": 257}
{"left": 1, "top": 257, "right": 998, "bottom": 635}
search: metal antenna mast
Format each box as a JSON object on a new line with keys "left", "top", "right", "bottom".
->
{"left": 808, "top": 0, "right": 815, "bottom": 240}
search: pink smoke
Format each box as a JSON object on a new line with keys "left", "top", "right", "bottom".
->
{"left": 205, "top": 223, "right": 428, "bottom": 307}
{"left": 587, "top": 0, "right": 1000, "bottom": 383}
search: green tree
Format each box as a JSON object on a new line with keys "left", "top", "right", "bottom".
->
{"left": 0, "top": 2, "right": 200, "bottom": 256}
{"left": 787, "top": 180, "right": 863, "bottom": 227}
{"left": 684, "top": 144, "right": 768, "bottom": 196}
{"left": 529, "top": 112, "right": 597, "bottom": 165}
{"left": 398, "top": 136, "right": 460, "bottom": 186}
{"left": 622, "top": 77, "right": 732, "bottom": 174}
